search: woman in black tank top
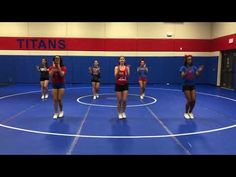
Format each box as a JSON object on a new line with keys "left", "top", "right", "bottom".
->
{"left": 89, "top": 60, "right": 101, "bottom": 100}
{"left": 36, "top": 58, "right": 49, "bottom": 100}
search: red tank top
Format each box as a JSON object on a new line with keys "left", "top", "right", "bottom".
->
{"left": 116, "top": 65, "right": 128, "bottom": 85}
{"left": 49, "top": 66, "right": 67, "bottom": 84}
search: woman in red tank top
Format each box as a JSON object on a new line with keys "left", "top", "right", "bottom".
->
{"left": 114, "top": 56, "right": 130, "bottom": 119}
{"left": 48, "top": 56, "right": 67, "bottom": 119}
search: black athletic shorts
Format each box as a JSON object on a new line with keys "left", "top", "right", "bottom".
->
{"left": 115, "top": 83, "right": 129, "bottom": 92}
{"left": 182, "top": 85, "right": 195, "bottom": 92}
{"left": 52, "top": 83, "right": 65, "bottom": 89}
{"left": 91, "top": 76, "right": 100, "bottom": 83}
{"left": 40, "top": 77, "right": 49, "bottom": 81}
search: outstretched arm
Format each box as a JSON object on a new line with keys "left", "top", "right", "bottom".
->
{"left": 36, "top": 65, "right": 40, "bottom": 71}
{"left": 180, "top": 71, "right": 186, "bottom": 78}
{"left": 196, "top": 65, "right": 204, "bottom": 76}
{"left": 89, "top": 67, "right": 92, "bottom": 74}
{"left": 127, "top": 66, "right": 130, "bottom": 76}
{"left": 145, "top": 66, "right": 148, "bottom": 72}
{"left": 137, "top": 67, "right": 140, "bottom": 72}
{"left": 114, "top": 66, "right": 119, "bottom": 78}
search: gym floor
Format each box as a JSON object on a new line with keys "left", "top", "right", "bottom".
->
{"left": 0, "top": 84, "right": 235, "bottom": 154}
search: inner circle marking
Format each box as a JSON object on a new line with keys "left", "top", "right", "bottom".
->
{"left": 77, "top": 93, "right": 157, "bottom": 107}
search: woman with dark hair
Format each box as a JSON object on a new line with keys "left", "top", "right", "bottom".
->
{"left": 114, "top": 56, "right": 130, "bottom": 119}
{"left": 179, "top": 55, "right": 204, "bottom": 119}
{"left": 36, "top": 58, "right": 49, "bottom": 100}
{"left": 49, "top": 56, "right": 67, "bottom": 119}
{"left": 89, "top": 59, "right": 101, "bottom": 99}
{"left": 137, "top": 58, "right": 148, "bottom": 99}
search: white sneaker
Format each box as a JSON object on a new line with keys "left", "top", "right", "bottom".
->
{"left": 184, "top": 113, "right": 190, "bottom": 119}
{"left": 93, "top": 95, "right": 96, "bottom": 100}
{"left": 96, "top": 94, "right": 99, "bottom": 98}
{"left": 41, "top": 95, "right": 44, "bottom": 99}
{"left": 45, "top": 94, "right": 48, "bottom": 99}
{"left": 122, "top": 113, "right": 126, "bottom": 119}
{"left": 140, "top": 95, "right": 144, "bottom": 99}
{"left": 53, "top": 113, "right": 58, "bottom": 119}
{"left": 188, "top": 113, "right": 194, "bottom": 119}
{"left": 118, "top": 113, "right": 123, "bottom": 119}
{"left": 58, "top": 111, "right": 64, "bottom": 118}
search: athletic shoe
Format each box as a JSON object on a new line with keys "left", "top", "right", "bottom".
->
{"left": 188, "top": 113, "right": 194, "bottom": 119}
{"left": 58, "top": 111, "right": 64, "bottom": 118}
{"left": 53, "top": 113, "right": 58, "bottom": 119}
{"left": 184, "top": 113, "right": 190, "bottom": 119}
{"left": 93, "top": 95, "right": 96, "bottom": 99}
{"left": 96, "top": 94, "right": 99, "bottom": 98}
{"left": 45, "top": 94, "right": 48, "bottom": 99}
{"left": 118, "top": 113, "right": 123, "bottom": 119}
{"left": 41, "top": 95, "right": 44, "bottom": 99}
{"left": 122, "top": 113, "right": 126, "bottom": 119}
{"left": 140, "top": 95, "right": 144, "bottom": 99}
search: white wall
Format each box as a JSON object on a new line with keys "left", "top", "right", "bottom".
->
{"left": 137, "top": 22, "right": 212, "bottom": 39}
{"left": 67, "top": 22, "right": 105, "bottom": 38}
{"left": 137, "top": 22, "right": 175, "bottom": 38}
{"left": 28, "top": 22, "right": 67, "bottom": 37}
{"left": 174, "top": 22, "right": 212, "bottom": 39}
{"left": 212, "top": 22, "right": 236, "bottom": 38}
{"left": 2, "top": 22, "right": 236, "bottom": 39}
{"left": 105, "top": 23, "right": 138, "bottom": 38}
{"left": 0, "top": 22, "right": 28, "bottom": 37}
{"left": 0, "top": 22, "right": 213, "bottom": 39}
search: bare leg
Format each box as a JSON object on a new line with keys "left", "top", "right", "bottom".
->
{"left": 143, "top": 81, "right": 147, "bottom": 95}
{"left": 139, "top": 81, "right": 143, "bottom": 96}
{"left": 40, "top": 81, "right": 44, "bottom": 97}
{"left": 44, "top": 80, "right": 49, "bottom": 97}
{"left": 189, "top": 90, "right": 196, "bottom": 113}
{"left": 92, "top": 82, "right": 96, "bottom": 96}
{"left": 52, "top": 89, "right": 59, "bottom": 113}
{"left": 58, "top": 88, "right": 65, "bottom": 112}
{"left": 96, "top": 82, "right": 100, "bottom": 95}
{"left": 184, "top": 90, "right": 192, "bottom": 113}
{"left": 121, "top": 91, "right": 128, "bottom": 113}
{"left": 116, "top": 92, "right": 122, "bottom": 114}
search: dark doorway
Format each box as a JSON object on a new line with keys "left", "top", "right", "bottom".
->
{"left": 221, "top": 50, "right": 236, "bottom": 89}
